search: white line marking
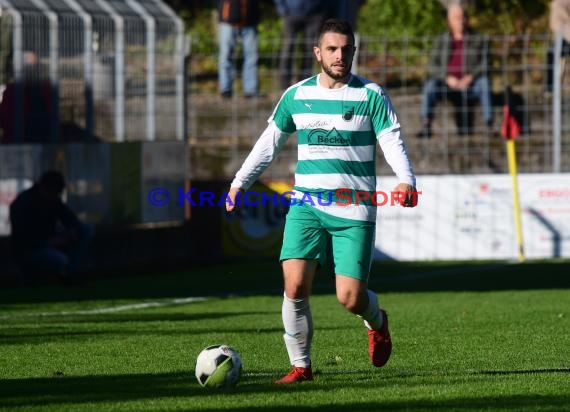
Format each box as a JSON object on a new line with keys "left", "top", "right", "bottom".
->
{"left": 0, "top": 296, "right": 210, "bottom": 319}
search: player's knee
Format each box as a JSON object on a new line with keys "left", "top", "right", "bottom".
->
{"left": 336, "top": 291, "right": 366, "bottom": 314}
{"left": 284, "top": 285, "right": 309, "bottom": 299}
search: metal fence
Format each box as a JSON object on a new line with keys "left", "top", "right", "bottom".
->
{"left": 1, "top": 6, "right": 569, "bottom": 179}
{"left": 0, "top": 0, "right": 185, "bottom": 143}
{"left": 187, "top": 32, "right": 570, "bottom": 180}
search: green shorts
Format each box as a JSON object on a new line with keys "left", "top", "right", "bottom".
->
{"left": 280, "top": 203, "right": 376, "bottom": 281}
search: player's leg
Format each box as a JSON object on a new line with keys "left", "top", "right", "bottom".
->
{"left": 276, "top": 205, "right": 326, "bottom": 384}
{"left": 274, "top": 258, "right": 317, "bottom": 384}
{"left": 331, "top": 224, "right": 392, "bottom": 367}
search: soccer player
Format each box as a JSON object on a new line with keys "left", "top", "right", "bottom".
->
{"left": 226, "top": 19, "right": 417, "bottom": 384}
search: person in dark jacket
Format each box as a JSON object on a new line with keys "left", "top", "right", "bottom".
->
{"left": 218, "top": 0, "right": 260, "bottom": 98}
{"left": 9, "top": 170, "right": 92, "bottom": 284}
{"left": 274, "top": 0, "right": 328, "bottom": 89}
{"left": 0, "top": 52, "right": 52, "bottom": 142}
{"left": 416, "top": 3, "right": 493, "bottom": 138}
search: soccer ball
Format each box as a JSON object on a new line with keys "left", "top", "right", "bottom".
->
{"left": 195, "top": 344, "right": 242, "bottom": 388}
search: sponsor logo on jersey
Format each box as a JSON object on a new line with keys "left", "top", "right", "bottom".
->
{"left": 307, "top": 128, "right": 349, "bottom": 146}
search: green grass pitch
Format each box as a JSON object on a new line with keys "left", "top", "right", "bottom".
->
{"left": 0, "top": 259, "right": 569, "bottom": 411}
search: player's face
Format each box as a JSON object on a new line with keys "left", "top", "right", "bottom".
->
{"left": 314, "top": 32, "right": 355, "bottom": 81}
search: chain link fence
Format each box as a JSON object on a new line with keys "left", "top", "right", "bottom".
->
{"left": 187, "top": 32, "right": 570, "bottom": 180}
{"left": 0, "top": 0, "right": 185, "bottom": 143}
{"left": 0, "top": 5, "right": 568, "bottom": 178}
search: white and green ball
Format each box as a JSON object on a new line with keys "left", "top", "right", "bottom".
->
{"left": 195, "top": 344, "right": 242, "bottom": 388}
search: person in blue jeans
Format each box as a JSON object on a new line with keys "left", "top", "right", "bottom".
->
{"left": 416, "top": 3, "right": 493, "bottom": 138}
{"left": 9, "top": 170, "right": 93, "bottom": 285}
{"left": 218, "top": 0, "right": 260, "bottom": 99}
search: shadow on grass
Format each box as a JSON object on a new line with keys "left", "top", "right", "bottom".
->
{"left": 476, "top": 367, "right": 570, "bottom": 375}
{"left": 1, "top": 260, "right": 569, "bottom": 305}
{"left": 0, "top": 310, "right": 283, "bottom": 345}
{"left": 369, "top": 260, "right": 570, "bottom": 293}
{"left": 0, "top": 325, "right": 284, "bottom": 346}
{"left": 1, "top": 370, "right": 569, "bottom": 411}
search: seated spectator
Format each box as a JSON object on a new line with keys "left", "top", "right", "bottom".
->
{"left": 545, "top": 0, "right": 570, "bottom": 93}
{"left": 416, "top": 2, "right": 493, "bottom": 138}
{"left": 9, "top": 170, "right": 93, "bottom": 285}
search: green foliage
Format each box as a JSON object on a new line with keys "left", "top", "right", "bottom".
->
{"left": 171, "top": 0, "right": 553, "bottom": 86}
{"left": 174, "top": 0, "right": 552, "bottom": 43}
{"left": 358, "top": 0, "right": 447, "bottom": 38}
{"left": 471, "top": 0, "right": 550, "bottom": 34}
{"left": 185, "top": 7, "right": 218, "bottom": 55}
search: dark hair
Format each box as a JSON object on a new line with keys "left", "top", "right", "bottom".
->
{"left": 317, "top": 19, "right": 355, "bottom": 46}
{"left": 39, "top": 170, "right": 66, "bottom": 194}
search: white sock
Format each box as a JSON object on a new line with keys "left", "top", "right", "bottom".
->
{"left": 357, "top": 289, "right": 384, "bottom": 330}
{"left": 281, "top": 293, "right": 313, "bottom": 368}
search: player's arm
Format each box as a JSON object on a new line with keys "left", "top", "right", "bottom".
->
{"left": 372, "top": 92, "right": 418, "bottom": 207}
{"left": 378, "top": 130, "right": 418, "bottom": 208}
{"left": 227, "top": 121, "right": 291, "bottom": 212}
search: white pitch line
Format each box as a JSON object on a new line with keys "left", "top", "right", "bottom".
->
{"left": 0, "top": 296, "right": 210, "bottom": 319}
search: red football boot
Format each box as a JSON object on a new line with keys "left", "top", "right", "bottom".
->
{"left": 368, "top": 309, "right": 392, "bottom": 367}
{"left": 274, "top": 367, "right": 313, "bottom": 384}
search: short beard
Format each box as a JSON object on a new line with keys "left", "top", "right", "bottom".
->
{"left": 322, "top": 62, "right": 352, "bottom": 81}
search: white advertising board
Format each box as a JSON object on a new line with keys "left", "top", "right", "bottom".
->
{"left": 374, "top": 174, "right": 570, "bottom": 261}
{"left": 0, "top": 179, "right": 33, "bottom": 236}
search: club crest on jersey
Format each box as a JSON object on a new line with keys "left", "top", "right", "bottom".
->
{"left": 343, "top": 107, "right": 354, "bottom": 121}
{"left": 307, "top": 128, "right": 350, "bottom": 146}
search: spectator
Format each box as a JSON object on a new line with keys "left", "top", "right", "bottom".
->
{"left": 326, "top": 1, "right": 365, "bottom": 74}
{"left": 416, "top": 2, "right": 493, "bottom": 138}
{"left": 274, "top": 0, "right": 328, "bottom": 89}
{"left": 217, "top": 0, "right": 260, "bottom": 99}
{"left": 9, "top": 170, "right": 93, "bottom": 285}
{"left": 546, "top": 0, "right": 570, "bottom": 93}
{"left": 0, "top": 51, "right": 52, "bottom": 142}
{"left": 326, "top": 0, "right": 365, "bottom": 31}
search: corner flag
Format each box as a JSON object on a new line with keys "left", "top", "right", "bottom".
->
{"left": 500, "top": 86, "right": 525, "bottom": 262}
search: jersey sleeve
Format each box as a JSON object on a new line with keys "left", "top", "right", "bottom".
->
{"left": 370, "top": 87, "right": 417, "bottom": 187}
{"left": 230, "top": 121, "right": 292, "bottom": 190}
{"left": 230, "top": 89, "right": 297, "bottom": 189}
{"left": 268, "top": 88, "right": 296, "bottom": 134}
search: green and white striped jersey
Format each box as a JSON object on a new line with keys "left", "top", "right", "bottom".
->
{"left": 231, "top": 73, "right": 415, "bottom": 222}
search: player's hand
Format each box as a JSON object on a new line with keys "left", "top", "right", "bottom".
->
{"left": 393, "top": 183, "right": 419, "bottom": 208}
{"left": 226, "top": 187, "right": 243, "bottom": 212}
